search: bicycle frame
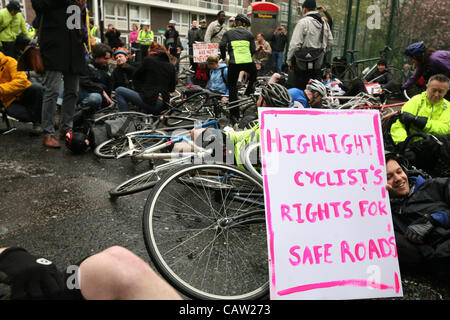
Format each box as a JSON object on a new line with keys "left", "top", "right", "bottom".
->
{"left": 116, "top": 119, "right": 220, "bottom": 160}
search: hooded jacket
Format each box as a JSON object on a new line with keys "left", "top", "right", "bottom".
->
{"left": 287, "top": 11, "right": 333, "bottom": 67}
{"left": 0, "top": 51, "right": 31, "bottom": 108}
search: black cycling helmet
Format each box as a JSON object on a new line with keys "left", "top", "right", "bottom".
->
{"left": 234, "top": 14, "right": 251, "bottom": 27}
{"left": 7, "top": 0, "right": 21, "bottom": 12}
{"left": 261, "top": 83, "right": 292, "bottom": 108}
{"left": 65, "top": 131, "right": 90, "bottom": 154}
{"left": 404, "top": 41, "right": 426, "bottom": 57}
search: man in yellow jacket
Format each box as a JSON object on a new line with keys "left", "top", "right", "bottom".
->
{"left": 0, "top": 51, "right": 43, "bottom": 134}
{"left": 0, "top": 1, "right": 33, "bottom": 58}
{"left": 390, "top": 74, "right": 450, "bottom": 145}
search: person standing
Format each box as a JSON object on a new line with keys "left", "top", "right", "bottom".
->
{"left": 104, "top": 24, "right": 123, "bottom": 50}
{"left": 270, "top": 25, "right": 287, "bottom": 74}
{"left": 31, "top": 0, "right": 88, "bottom": 148}
{"left": 164, "top": 20, "right": 182, "bottom": 66}
{"left": 286, "top": 0, "right": 333, "bottom": 90}
{"left": 400, "top": 64, "right": 414, "bottom": 85}
{"left": 253, "top": 33, "right": 272, "bottom": 74}
{"left": 0, "top": 1, "right": 33, "bottom": 59}
{"left": 219, "top": 14, "right": 256, "bottom": 124}
{"left": 187, "top": 20, "right": 198, "bottom": 71}
{"left": 195, "top": 19, "right": 208, "bottom": 42}
{"left": 129, "top": 24, "right": 139, "bottom": 47}
{"left": 227, "top": 17, "right": 235, "bottom": 30}
{"left": 204, "top": 11, "right": 226, "bottom": 44}
{"left": 137, "top": 22, "right": 153, "bottom": 62}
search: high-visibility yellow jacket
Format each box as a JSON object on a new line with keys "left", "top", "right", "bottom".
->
{"left": 390, "top": 91, "right": 450, "bottom": 144}
{"left": 0, "top": 9, "right": 33, "bottom": 42}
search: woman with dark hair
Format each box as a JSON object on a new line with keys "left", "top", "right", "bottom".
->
{"left": 114, "top": 44, "right": 176, "bottom": 114}
{"left": 402, "top": 41, "right": 450, "bottom": 99}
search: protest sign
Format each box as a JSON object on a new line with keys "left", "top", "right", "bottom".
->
{"left": 193, "top": 43, "right": 219, "bottom": 63}
{"left": 259, "top": 108, "right": 403, "bottom": 300}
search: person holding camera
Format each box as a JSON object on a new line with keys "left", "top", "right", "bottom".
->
{"left": 253, "top": 33, "right": 271, "bottom": 74}
{"left": 269, "top": 26, "right": 287, "bottom": 74}
{"left": 104, "top": 24, "right": 123, "bottom": 50}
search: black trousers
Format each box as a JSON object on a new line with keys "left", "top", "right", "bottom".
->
{"left": 290, "top": 67, "right": 322, "bottom": 90}
{"left": 227, "top": 62, "right": 257, "bottom": 119}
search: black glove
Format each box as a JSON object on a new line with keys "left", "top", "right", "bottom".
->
{"left": 405, "top": 216, "right": 435, "bottom": 243}
{"left": 399, "top": 112, "right": 428, "bottom": 129}
{"left": 0, "top": 248, "right": 65, "bottom": 300}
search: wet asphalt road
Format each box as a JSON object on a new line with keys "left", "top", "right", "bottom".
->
{"left": 1, "top": 121, "right": 449, "bottom": 300}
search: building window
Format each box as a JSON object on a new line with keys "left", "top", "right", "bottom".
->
{"left": 129, "top": 5, "right": 151, "bottom": 28}
{"left": 104, "top": 2, "right": 128, "bottom": 29}
{"left": 172, "top": 11, "right": 190, "bottom": 36}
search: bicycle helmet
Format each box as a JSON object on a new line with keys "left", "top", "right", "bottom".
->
{"left": 404, "top": 41, "right": 425, "bottom": 57}
{"left": 261, "top": 83, "right": 292, "bottom": 108}
{"left": 234, "top": 14, "right": 251, "bottom": 27}
{"left": 306, "top": 79, "right": 327, "bottom": 97}
{"left": 7, "top": 0, "right": 21, "bottom": 12}
{"left": 65, "top": 131, "right": 90, "bottom": 154}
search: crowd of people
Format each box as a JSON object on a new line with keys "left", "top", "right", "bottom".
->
{"left": 0, "top": 0, "right": 450, "bottom": 300}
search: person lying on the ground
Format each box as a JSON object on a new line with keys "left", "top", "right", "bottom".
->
{"left": 0, "top": 246, "right": 182, "bottom": 300}
{"left": 385, "top": 152, "right": 450, "bottom": 281}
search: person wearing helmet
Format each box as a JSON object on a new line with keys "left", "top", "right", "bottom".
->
{"left": 164, "top": 20, "right": 182, "bottom": 68}
{"left": 219, "top": 13, "right": 256, "bottom": 124}
{"left": 228, "top": 17, "right": 235, "bottom": 30}
{"left": 112, "top": 47, "right": 137, "bottom": 90}
{"left": 288, "top": 79, "right": 327, "bottom": 108}
{"left": 204, "top": 11, "right": 226, "bottom": 44}
{"left": 0, "top": 0, "right": 33, "bottom": 58}
{"left": 137, "top": 21, "right": 154, "bottom": 62}
{"left": 402, "top": 41, "right": 450, "bottom": 100}
{"left": 65, "top": 131, "right": 90, "bottom": 154}
{"left": 385, "top": 152, "right": 450, "bottom": 281}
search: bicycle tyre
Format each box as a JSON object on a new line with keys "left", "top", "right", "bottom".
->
{"left": 142, "top": 164, "right": 268, "bottom": 300}
{"left": 109, "top": 167, "right": 170, "bottom": 197}
{"left": 94, "top": 129, "right": 167, "bottom": 159}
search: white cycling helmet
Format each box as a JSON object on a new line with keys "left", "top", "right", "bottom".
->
{"left": 169, "top": 20, "right": 177, "bottom": 25}
{"left": 306, "top": 79, "right": 327, "bottom": 97}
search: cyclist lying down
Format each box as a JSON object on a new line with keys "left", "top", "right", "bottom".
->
{"left": 0, "top": 246, "right": 181, "bottom": 300}
{"left": 172, "top": 81, "right": 327, "bottom": 167}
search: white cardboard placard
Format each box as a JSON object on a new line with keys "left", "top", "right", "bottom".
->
{"left": 193, "top": 43, "right": 219, "bottom": 63}
{"left": 258, "top": 108, "right": 403, "bottom": 300}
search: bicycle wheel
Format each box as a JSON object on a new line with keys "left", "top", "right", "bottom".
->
{"left": 94, "top": 129, "right": 167, "bottom": 159}
{"left": 110, "top": 167, "right": 169, "bottom": 197}
{"left": 142, "top": 164, "right": 268, "bottom": 300}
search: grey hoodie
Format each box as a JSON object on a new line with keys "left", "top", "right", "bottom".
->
{"left": 287, "top": 11, "right": 334, "bottom": 67}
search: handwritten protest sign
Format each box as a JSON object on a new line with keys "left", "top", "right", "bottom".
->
{"left": 193, "top": 43, "right": 219, "bottom": 63}
{"left": 259, "top": 108, "right": 403, "bottom": 300}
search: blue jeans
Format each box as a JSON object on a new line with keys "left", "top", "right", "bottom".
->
{"left": 77, "top": 87, "right": 102, "bottom": 108}
{"left": 272, "top": 51, "right": 284, "bottom": 74}
{"left": 115, "top": 86, "right": 164, "bottom": 114}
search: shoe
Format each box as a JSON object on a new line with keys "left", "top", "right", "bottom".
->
{"left": 43, "top": 135, "right": 61, "bottom": 148}
{"left": 31, "top": 123, "right": 42, "bottom": 136}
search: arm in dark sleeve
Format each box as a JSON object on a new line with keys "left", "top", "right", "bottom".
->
{"left": 169, "top": 65, "right": 176, "bottom": 93}
{"left": 31, "top": 0, "right": 73, "bottom": 12}
{"left": 219, "top": 33, "right": 228, "bottom": 60}
{"left": 249, "top": 34, "right": 256, "bottom": 56}
{"left": 79, "top": 75, "right": 104, "bottom": 93}
{"left": 324, "top": 11, "right": 333, "bottom": 30}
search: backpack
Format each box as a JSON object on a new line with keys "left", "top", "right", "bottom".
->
{"left": 208, "top": 67, "right": 227, "bottom": 84}
{"left": 293, "top": 14, "right": 325, "bottom": 71}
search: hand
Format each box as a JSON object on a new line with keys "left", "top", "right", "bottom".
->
{"left": 405, "top": 219, "right": 434, "bottom": 244}
{"left": 102, "top": 91, "right": 114, "bottom": 105}
{"left": 399, "top": 112, "right": 428, "bottom": 129}
{"left": 0, "top": 248, "right": 65, "bottom": 299}
{"left": 288, "top": 66, "right": 294, "bottom": 73}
